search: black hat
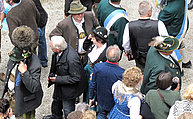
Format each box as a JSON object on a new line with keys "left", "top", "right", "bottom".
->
{"left": 92, "top": 27, "right": 108, "bottom": 41}
{"left": 9, "top": 47, "right": 31, "bottom": 62}
{"left": 11, "top": 25, "right": 35, "bottom": 49}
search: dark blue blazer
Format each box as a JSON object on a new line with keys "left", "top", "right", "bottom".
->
{"left": 89, "top": 62, "right": 125, "bottom": 111}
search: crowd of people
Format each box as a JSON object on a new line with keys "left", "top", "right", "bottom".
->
{"left": 0, "top": 0, "right": 192, "bottom": 119}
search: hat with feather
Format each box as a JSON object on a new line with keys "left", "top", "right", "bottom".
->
{"left": 149, "top": 36, "right": 179, "bottom": 52}
{"left": 9, "top": 26, "right": 34, "bottom": 61}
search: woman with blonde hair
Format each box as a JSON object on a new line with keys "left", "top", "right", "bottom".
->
{"left": 167, "top": 83, "right": 193, "bottom": 119}
{"left": 108, "top": 66, "right": 143, "bottom": 119}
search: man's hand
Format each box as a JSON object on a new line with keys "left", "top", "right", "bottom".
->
{"left": 18, "top": 61, "right": 27, "bottom": 74}
{"left": 49, "top": 76, "right": 56, "bottom": 82}
{"left": 89, "top": 98, "right": 95, "bottom": 107}
{"left": 124, "top": 50, "right": 134, "bottom": 61}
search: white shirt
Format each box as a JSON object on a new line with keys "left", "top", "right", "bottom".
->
{"left": 159, "top": 52, "right": 175, "bottom": 63}
{"left": 72, "top": 17, "right": 86, "bottom": 53}
{"left": 122, "top": 17, "right": 169, "bottom": 52}
{"left": 88, "top": 43, "right": 107, "bottom": 63}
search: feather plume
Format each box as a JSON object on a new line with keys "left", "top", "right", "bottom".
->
{"left": 148, "top": 36, "right": 165, "bottom": 47}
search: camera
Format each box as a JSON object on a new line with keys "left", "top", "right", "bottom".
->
{"left": 48, "top": 73, "right": 55, "bottom": 88}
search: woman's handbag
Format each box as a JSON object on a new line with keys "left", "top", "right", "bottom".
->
{"left": 140, "top": 100, "right": 155, "bottom": 119}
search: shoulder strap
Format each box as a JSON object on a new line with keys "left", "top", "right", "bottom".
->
{"left": 104, "top": 9, "right": 128, "bottom": 32}
{"left": 157, "top": 89, "right": 171, "bottom": 108}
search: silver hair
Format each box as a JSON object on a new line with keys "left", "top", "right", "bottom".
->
{"left": 75, "top": 103, "right": 89, "bottom": 113}
{"left": 106, "top": 45, "right": 121, "bottom": 63}
{"left": 50, "top": 36, "right": 67, "bottom": 51}
{"left": 138, "top": 1, "right": 152, "bottom": 16}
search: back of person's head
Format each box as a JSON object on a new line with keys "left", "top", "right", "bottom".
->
{"left": 75, "top": 103, "right": 89, "bottom": 113}
{"left": 122, "top": 66, "right": 142, "bottom": 87}
{"left": 50, "top": 36, "right": 67, "bottom": 51}
{"left": 183, "top": 83, "right": 193, "bottom": 101}
{"left": 67, "top": 111, "right": 83, "bottom": 119}
{"left": 106, "top": 45, "right": 121, "bottom": 63}
{"left": 0, "top": 98, "right": 9, "bottom": 114}
{"left": 138, "top": 1, "right": 152, "bottom": 16}
{"left": 82, "top": 110, "right": 96, "bottom": 119}
{"left": 178, "top": 112, "right": 193, "bottom": 119}
{"left": 156, "top": 72, "right": 173, "bottom": 90}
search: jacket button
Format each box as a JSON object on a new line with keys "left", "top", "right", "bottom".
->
{"left": 176, "top": 72, "right": 178, "bottom": 74}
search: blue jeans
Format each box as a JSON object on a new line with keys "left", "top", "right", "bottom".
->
{"left": 38, "top": 26, "right": 48, "bottom": 66}
{"left": 97, "top": 105, "right": 109, "bottom": 119}
{"left": 51, "top": 98, "right": 76, "bottom": 119}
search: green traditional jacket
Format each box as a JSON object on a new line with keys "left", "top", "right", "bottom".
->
{"left": 140, "top": 47, "right": 181, "bottom": 94}
{"left": 97, "top": 0, "right": 128, "bottom": 50}
{"left": 158, "top": 0, "right": 185, "bottom": 36}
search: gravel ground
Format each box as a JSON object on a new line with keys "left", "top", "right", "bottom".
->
{"left": 0, "top": 0, "right": 192, "bottom": 118}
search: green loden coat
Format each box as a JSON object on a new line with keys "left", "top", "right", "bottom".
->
{"left": 158, "top": 0, "right": 185, "bottom": 36}
{"left": 140, "top": 47, "right": 181, "bottom": 94}
{"left": 97, "top": 0, "right": 128, "bottom": 50}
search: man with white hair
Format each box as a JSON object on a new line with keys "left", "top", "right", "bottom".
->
{"left": 43, "top": 36, "right": 87, "bottom": 119}
{"left": 122, "top": 1, "right": 168, "bottom": 72}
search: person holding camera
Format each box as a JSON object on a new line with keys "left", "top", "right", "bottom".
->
{"left": 43, "top": 36, "right": 87, "bottom": 119}
{"left": 145, "top": 72, "right": 181, "bottom": 119}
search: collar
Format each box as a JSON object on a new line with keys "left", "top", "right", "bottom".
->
{"left": 72, "top": 17, "right": 85, "bottom": 26}
{"left": 106, "top": 60, "right": 118, "bottom": 65}
{"left": 11, "top": 0, "right": 22, "bottom": 9}
{"left": 139, "top": 17, "right": 151, "bottom": 20}
{"left": 109, "top": 1, "right": 121, "bottom": 8}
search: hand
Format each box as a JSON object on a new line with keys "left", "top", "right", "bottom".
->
{"left": 89, "top": 98, "right": 95, "bottom": 107}
{"left": 49, "top": 76, "right": 56, "bottom": 82}
{"left": 6, "top": 108, "right": 14, "bottom": 118}
{"left": 124, "top": 50, "right": 133, "bottom": 61}
{"left": 0, "top": 21, "right": 2, "bottom": 29}
{"left": 174, "top": 83, "right": 180, "bottom": 91}
{"left": 18, "top": 61, "right": 27, "bottom": 74}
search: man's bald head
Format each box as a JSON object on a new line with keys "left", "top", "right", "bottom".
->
{"left": 106, "top": 45, "right": 121, "bottom": 63}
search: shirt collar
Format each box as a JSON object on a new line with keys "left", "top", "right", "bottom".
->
{"left": 72, "top": 17, "right": 85, "bottom": 26}
{"left": 109, "top": 1, "right": 121, "bottom": 8}
{"left": 106, "top": 60, "right": 118, "bottom": 65}
{"left": 139, "top": 17, "right": 151, "bottom": 20}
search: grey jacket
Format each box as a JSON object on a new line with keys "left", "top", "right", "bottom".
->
{"left": 4, "top": 54, "right": 43, "bottom": 116}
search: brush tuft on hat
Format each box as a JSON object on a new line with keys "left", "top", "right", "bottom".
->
{"left": 11, "top": 25, "right": 35, "bottom": 49}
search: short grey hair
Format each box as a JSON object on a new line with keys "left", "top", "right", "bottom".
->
{"left": 106, "top": 45, "right": 121, "bottom": 63}
{"left": 138, "top": 1, "right": 152, "bottom": 16}
{"left": 50, "top": 36, "right": 67, "bottom": 51}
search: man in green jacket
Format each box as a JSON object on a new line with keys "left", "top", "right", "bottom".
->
{"left": 158, "top": 0, "right": 191, "bottom": 69}
{"left": 141, "top": 36, "right": 181, "bottom": 94}
{"left": 97, "top": 0, "right": 128, "bottom": 51}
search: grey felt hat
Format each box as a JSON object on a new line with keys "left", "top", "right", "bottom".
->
{"left": 68, "top": 1, "right": 87, "bottom": 14}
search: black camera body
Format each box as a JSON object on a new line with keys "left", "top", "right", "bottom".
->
{"left": 48, "top": 73, "right": 55, "bottom": 88}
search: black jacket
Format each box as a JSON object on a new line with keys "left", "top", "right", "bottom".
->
{"left": 50, "top": 45, "right": 87, "bottom": 100}
{"left": 32, "top": 0, "right": 48, "bottom": 28}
